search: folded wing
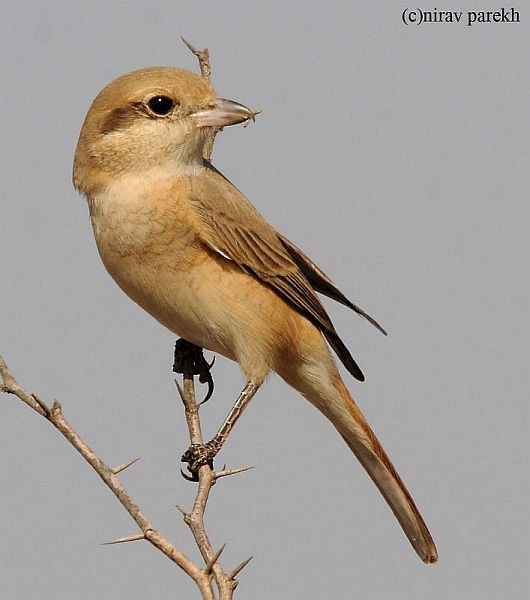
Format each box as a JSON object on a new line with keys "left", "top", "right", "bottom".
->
{"left": 188, "top": 167, "right": 385, "bottom": 381}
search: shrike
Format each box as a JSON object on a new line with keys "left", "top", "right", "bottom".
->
{"left": 73, "top": 67, "right": 437, "bottom": 563}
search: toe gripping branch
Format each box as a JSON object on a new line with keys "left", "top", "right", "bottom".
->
{"left": 180, "top": 438, "right": 223, "bottom": 481}
{"left": 172, "top": 338, "right": 215, "bottom": 404}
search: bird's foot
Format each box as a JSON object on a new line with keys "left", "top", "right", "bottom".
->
{"left": 172, "top": 338, "right": 215, "bottom": 403}
{"left": 181, "top": 437, "right": 222, "bottom": 481}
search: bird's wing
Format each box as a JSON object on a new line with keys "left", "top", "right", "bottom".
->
{"left": 277, "top": 235, "right": 387, "bottom": 335}
{"left": 188, "top": 168, "right": 365, "bottom": 381}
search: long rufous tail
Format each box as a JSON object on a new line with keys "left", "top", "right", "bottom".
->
{"left": 330, "top": 378, "right": 438, "bottom": 563}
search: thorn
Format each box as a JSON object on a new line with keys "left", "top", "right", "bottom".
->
{"left": 113, "top": 457, "right": 141, "bottom": 474}
{"left": 175, "top": 504, "right": 188, "bottom": 517}
{"left": 174, "top": 379, "right": 186, "bottom": 402}
{"left": 228, "top": 556, "right": 253, "bottom": 580}
{"left": 50, "top": 400, "right": 63, "bottom": 416}
{"left": 102, "top": 533, "right": 145, "bottom": 545}
{"left": 181, "top": 36, "right": 197, "bottom": 54}
{"left": 215, "top": 466, "right": 254, "bottom": 480}
{"left": 204, "top": 543, "right": 226, "bottom": 575}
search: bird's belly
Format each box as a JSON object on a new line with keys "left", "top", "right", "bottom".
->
{"left": 102, "top": 247, "right": 237, "bottom": 357}
{"left": 91, "top": 204, "right": 300, "bottom": 381}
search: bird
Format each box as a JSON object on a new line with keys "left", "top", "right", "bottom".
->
{"left": 73, "top": 66, "right": 438, "bottom": 563}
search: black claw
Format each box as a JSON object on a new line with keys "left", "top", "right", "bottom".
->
{"left": 180, "top": 468, "right": 199, "bottom": 482}
{"left": 198, "top": 355, "right": 215, "bottom": 403}
{"left": 199, "top": 375, "right": 215, "bottom": 405}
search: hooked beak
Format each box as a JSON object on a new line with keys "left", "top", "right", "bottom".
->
{"left": 191, "top": 98, "right": 258, "bottom": 128}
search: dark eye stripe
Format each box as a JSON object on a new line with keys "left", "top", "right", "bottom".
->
{"left": 100, "top": 105, "right": 140, "bottom": 135}
{"left": 99, "top": 95, "right": 177, "bottom": 136}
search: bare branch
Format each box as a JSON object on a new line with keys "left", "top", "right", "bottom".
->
{"left": 0, "top": 356, "right": 48, "bottom": 416}
{"left": 182, "top": 37, "right": 217, "bottom": 161}
{"left": 181, "top": 37, "right": 211, "bottom": 80}
{"left": 177, "top": 375, "right": 204, "bottom": 446}
{"left": 177, "top": 352, "right": 237, "bottom": 598}
{"left": 0, "top": 354, "right": 215, "bottom": 600}
{"left": 2, "top": 346, "right": 253, "bottom": 600}
{"left": 174, "top": 338, "right": 257, "bottom": 598}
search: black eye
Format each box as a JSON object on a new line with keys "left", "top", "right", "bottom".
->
{"left": 147, "top": 95, "right": 175, "bottom": 116}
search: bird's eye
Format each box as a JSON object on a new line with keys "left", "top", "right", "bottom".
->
{"left": 147, "top": 95, "right": 176, "bottom": 116}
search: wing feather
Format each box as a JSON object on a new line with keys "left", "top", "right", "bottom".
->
{"left": 278, "top": 234, "right": 387, "bottom": 335}
{"left": 188, "top": 168, "right": 371, "bottom": 381}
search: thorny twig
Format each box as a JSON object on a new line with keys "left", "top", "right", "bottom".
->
{"left": 174, "top": 341, "right": 253, "bottom": 599}
{"left": 182, "top": 37, "right": 217, "bottom": 161}
{"left": 0, "top": 348, "right": 253, "bottom": 600}
{"left": 0, "top": 355, "right": 215, "bottom": 600}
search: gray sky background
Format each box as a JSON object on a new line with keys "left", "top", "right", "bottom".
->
{"left": 1, "top": 2, "right": 528, "bottom": 599}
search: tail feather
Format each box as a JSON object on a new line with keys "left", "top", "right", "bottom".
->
{"left": 334, "top": 379, "right": 438, "bottom": 563}
{"left": 277, "top": 322, "right": 437, "bottom": 563}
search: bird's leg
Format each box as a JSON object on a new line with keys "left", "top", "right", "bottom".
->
{"left": 181, "top": 382, "right": 260, "bottom": 479}
{"left": 210, "top": 382, "right": 261, "bottom": 451}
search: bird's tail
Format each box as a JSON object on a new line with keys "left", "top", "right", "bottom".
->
{"left": 333, "top": 378, "right": 438, "bottom": 563}
{"left": 285, "top": 356, "right": 438, "bottom": 563}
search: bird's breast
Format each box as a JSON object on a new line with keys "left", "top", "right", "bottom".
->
{"left": 85, "top": 173, "right": 238, "bottom": 356}
{"left": 87, "top": 174, "right": 201, "bottom": 308}
{"left": 89, "top": 174, "right": 195, "bottom": 264}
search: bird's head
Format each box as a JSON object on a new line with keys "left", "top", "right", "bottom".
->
{"left": 73, "top": 66, "right": 255, "bottom": 196}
